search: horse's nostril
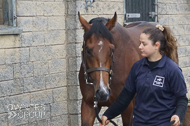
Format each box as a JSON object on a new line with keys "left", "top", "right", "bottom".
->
{"left": 95, "top": 88, "right": 110, "bottom": 101}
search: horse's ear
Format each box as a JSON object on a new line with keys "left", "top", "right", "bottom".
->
{"left": 78, "top": 11, "right": 92, "bottom": 32}
{"left": 106, "top": 12, "right": 117, "bottom": 31}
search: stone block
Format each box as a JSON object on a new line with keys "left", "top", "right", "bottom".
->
{"left": 177, "top": 4, "right": 189, "bottom": 14}
{"left": 168, "top": 15, "right": 188, "bottom": 25}
{"left": 158, "top": 15, "right": 169, "bottom": 27}
{"left": 157, "top": 3, "right": 167, "bottom": 15}
{"left": 76, "top": 43, "right": 82, "bottom": 57}
{"left": 31, "top": 90, "right": 52, "bottom": 105}
{"left": 0, "top": 79, "right": 23, "bottom": 97}
{"left": 44, "top": 30, "right": 66, "bottom": 45}
{"left": 186, "top": 46, "right": 190, "bottom": 56}
{"left": 169, "top": 25, "right": 185, "bottom": 36}
{"left": 48, "top": 17, "right": 65, "bottom": 30}
{"left": 67, "top": 44, "right": 76, "bottom": 57}
{"left": 67, "top": 72, "right": 79, "bottom": 86}
{"left": 36, "top": 2, "right": 44, "bottom": 16}
{"left": 52, "top": 87, "right": 67, "bottom": 102}
{"left": 166, "top": 4, "right": 178, "bottom": 14}
{"left": 0, "top": 113, "right": 7, "bottom": 126}
{"left": 67, "top": 30, "right": 76, "bottom": 43}
{"left": 23, "top": 76, "right": 46, "bottom": 93}
{"left": 0, "top": 64, "right": 13, "bottom": 81}
{"left": 6, "top": 94, "right": 30, "bottom": 109}
{"left": 66, "top": 15, "right": 77, "bottom": 30}
{"left": 30, "top": 46, "right": 52, "bottom": 61}
{"left": 74, "top": 1, "right": 123, "bottom": 15}
{"left": 5, "top": 48, "right": 29, "bottom": 64}
{"left": 33, "top": 17, "right": 48, "bottom": 31}
{"left": 185, "top": 25, "right": 190, "bottom": 34}
{"left": 33, "top": 0, "right": 54, "bottom": 1}
{"left": 185, "top": 15, "right": 190, "bottom": 25}
{"left": 0, "top": 35, "right": 21, "bottom": 49}
{"left": 68, "top": 100, "right": 81, "bottom": 114}
{"left": 76, "top": 29, "right": 83, "bottom": 42}
{"left": 178, "top": 46, "right": 186, "bottom": 57}
{"left": 17, "top": 1, "right": 36, "bottom": 16}
{"left": 50, "top": 115, "right": 68, "bottom": 126}
{"left": 32, "top": 32, "right": 45, "bottom": 46}
{"left": 43, "top": 2, "right": 65, "bottom": 16}
{"left": 45, "top": 73, "right": 67, "bottom": 89}
{"left": 176, "top": 35, "right": 190, "bottom": 46}
{"left": 14, "top": 62, "right": 33, "bottom": 78}
{"left": 17, "top": 17, "right": 33, "bottom": 32}
{"left": 49, "top": 59, "right": 66, "bottom": 74}
{"left": 28, "top": 119, "right": 49, "bottom": 126}
{"left": 68, "top": 86, "right": 82, "bottom": 100}
{"left": 69, "top": 57, "right": 81, "bottom": 72}
{"left": 34, "top": 61, "right": 49, "bottom": 76}
{"left": 0, "top": 49, "right": 5, "bottom": 65}
{"left": 179, "top": 56, "right": 190, "bottom": 68}
{"left": 0, "top": 97, "right": 9, "bottom": 113}
{"left": 181, "top": 67, "right": 190, "bottom": 78}
{"left": 69, "top": 114, "right": 81, "bottom": 126}
{"left": 51, "top": 45, "right": 66, "bottom": 59}
{"left": 21, "top": 32, "right": 33, "bottom": 47}
{"left": 67, "top": 1, "right": 77, "bottom": 15}
{"left": 51, "top": 101, "right": 68, "bottom": 116}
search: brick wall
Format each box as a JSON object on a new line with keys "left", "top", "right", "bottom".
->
{"left": 157, "top": 0, "right": 190, "bottom": 98}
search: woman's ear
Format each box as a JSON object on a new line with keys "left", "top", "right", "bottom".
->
{"left": 155, "top": 41, "right": 161, "bottom": 50}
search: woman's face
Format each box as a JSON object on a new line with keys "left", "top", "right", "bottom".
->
{"left": 139, "top": 33, "right": 158, "bottom": 58}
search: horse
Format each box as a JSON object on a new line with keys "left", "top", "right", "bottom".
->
{"left": 78, "top": 12, "right": 178, "bottom": 126}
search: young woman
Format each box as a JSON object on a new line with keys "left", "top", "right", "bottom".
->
{"left": 100, "top": 24, "right": 188, "bottom": 126}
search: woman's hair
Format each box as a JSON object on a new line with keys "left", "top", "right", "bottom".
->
{"left": 142, "top": 25, "right": 178, "bottom": 64}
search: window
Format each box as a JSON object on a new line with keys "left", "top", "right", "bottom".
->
{"left": 1, "top": 0, "right": 16, "bottom": 26}
{"left": 0, "top": 0, "right": 22, "bottom": 35}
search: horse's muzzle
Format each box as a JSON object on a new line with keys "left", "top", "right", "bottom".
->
{"left": 95, "top": 88, "right": 111, "bottom": 102}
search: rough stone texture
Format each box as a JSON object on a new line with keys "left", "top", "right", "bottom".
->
{"left": 0, "top": 0, "right": 189, "bottom": 125}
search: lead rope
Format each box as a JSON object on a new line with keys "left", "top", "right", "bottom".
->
{"left": 94, "top": 97, "right": 118, "bottom": 126}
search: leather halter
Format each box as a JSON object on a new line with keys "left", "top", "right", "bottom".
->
{"left": 81, "top": 40, "right": 114, "bottom": 85}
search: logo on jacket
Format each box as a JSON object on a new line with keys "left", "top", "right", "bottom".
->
{"left": 153, "top": 75, "right": 165, "bottom": 87}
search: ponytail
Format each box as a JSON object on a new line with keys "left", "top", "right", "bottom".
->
{"left": 142, "top": 25, "right": 178, "bottom": 64}
{"left": 162, "top": 26, "right": 178, "bottom": 64}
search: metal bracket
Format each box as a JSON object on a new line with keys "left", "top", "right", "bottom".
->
{"left": 149, "top": 12, "right": 157, "bottom": 18}
{"left": 85, "top": 0, "right": 96, "bottom": 10}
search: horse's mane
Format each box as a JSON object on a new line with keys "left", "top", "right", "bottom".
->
{"left": 84, "top": 17, "right": 114, "bottom": 43}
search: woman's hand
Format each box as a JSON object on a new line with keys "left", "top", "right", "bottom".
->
{"left": 99, "top": 116, "right": 110, "bottom": 126}
{"left": 170, "top": 115, "right": 180, "bottom": 126}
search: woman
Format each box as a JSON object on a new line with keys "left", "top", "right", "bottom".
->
{"left": 100, "top": 24, "right": 188, "bottom": 126}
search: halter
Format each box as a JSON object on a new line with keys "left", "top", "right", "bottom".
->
{"left": 81, "top": 40, "right": 114, "bottom": 85}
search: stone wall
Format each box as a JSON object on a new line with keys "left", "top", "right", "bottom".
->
{"left": 0, "top": 0, "right": 189, "bottom": 126}
{"left": 0, "top": 0, "right": 3, "bottom": 25}
{"left": 0, "top": 0, "right": 68, "bottom": 125}
{"left": 157, "top": 0, "right": 190, "bottom": 98}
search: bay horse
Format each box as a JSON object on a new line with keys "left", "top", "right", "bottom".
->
{"left": 78, "top": 12, "right": 178, "bottom": 126}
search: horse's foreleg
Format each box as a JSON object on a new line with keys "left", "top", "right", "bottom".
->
{"left": 81, "top": 99, "right": 96, "bottom": 126}
{"left": 121, "top": 100, "right": 134, "bottom": 126}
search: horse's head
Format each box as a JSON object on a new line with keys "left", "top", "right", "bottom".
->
{"left": 78, "top": 12, "right": 117, "bottom": 101}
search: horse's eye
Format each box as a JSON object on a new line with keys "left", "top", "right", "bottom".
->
{"left": 86, "top": 48, "right": 92, "bottom": 56}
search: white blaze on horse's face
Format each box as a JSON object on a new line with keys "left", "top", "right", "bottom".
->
{"left": 98, "top": 41, "right": 103, "bottom": 53}
{"left": 99, "top": 63, "right": 109, "bottom": 95}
